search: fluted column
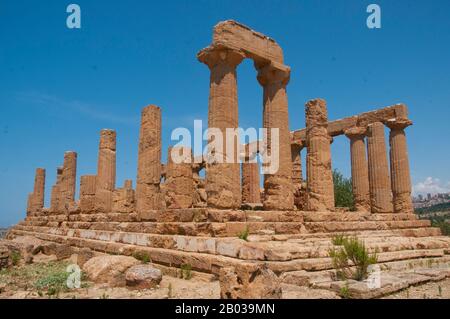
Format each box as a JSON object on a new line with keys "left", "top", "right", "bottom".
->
{"left": 165, "top": 146, "right": 194, "bottom": 209}
{"left": 96, "top": 129, "right": 116, "bottom": 212}
{"left": 257, "top": 64, "right": 294, "bottom": 210}
{"left": 198, "top": 46, "right": 244, "bottom": 209}
{"left": 344, "top": 127, "right": 370, "bottom": 212}
{"left": 242, "top": 145, "right": 261, "bottom": 204}
{"left": 305, "top": 99, "right": 335, "bottom": 211}
{"left": 291, "top": 142, "right": 304, "bottom": 186}
{"left": 80, "top": 175, "right": 96, "bottom": 213}
{"left": 136, "top": 105, "right": 163, "bottom": 215}
{"left": 50, "top": 166, "right": 63, "bottom": 212}
{"left": 385, "top": 118, "right": 414, "bottom": 214}
{"left": 366, "top": 122, "right": 393, "bottom": 213}
{"left": 27, "top": 168, "right": 46, "bottom": 215}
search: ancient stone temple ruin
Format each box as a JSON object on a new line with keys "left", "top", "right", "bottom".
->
{"left": 9, "top": 20, "right": 450, "bottom": 298}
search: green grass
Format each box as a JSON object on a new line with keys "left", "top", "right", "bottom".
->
{"left": 10, "top": 251, "right": 21, "bottom": 266}
{"left": 180, "top": 263, "right": 192, "bottom": 280}
{"left": 132, "top": 251, "right": 151, "bottom": 264}
{"left": 331, "top": 234, "right": 347, "bottom": 246}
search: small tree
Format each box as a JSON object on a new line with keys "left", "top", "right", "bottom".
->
{"left": 333, "top": 169, "right": 354, "bottom": 210}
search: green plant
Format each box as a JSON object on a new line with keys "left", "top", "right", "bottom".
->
{"left": 180, "top": 263, "right": 192, "bottom": 280}
{"left": 339, "top": 282, "right": 350, "bottom": 299}
{"left": 100, "top": 292, "right": 109, "bottom": 299}
{"left": 333, "top": 170, "right": 354, "bottom": 210}
{"left": 331, "top": 234, "right": 347, "bottom": 246}
{"left": 438, "top": 285, "right": 442, "bottom": 297}
{"left": 329, "top": 236, "right": 378, "bottom": 281}
{"left": 238, "top": 226, "right": 250, "bottom": 241}
{"left": 34, "top": 267, "right": 70, "bottom": 296}
{"left": 133, "top": 252, "right": 151, "bottom": 264}
{"left": 10, "top": 251, "right": 21, "bottom": 266}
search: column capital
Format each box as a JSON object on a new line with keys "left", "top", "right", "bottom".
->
{"left": 384, "top": 118, "right": 413, "bottom": 130}
{"left": 344, "top": 126, "right": 367, "bottom": 139}
{"left": 256, "top": 62, "right": 290, "bottom": 86}
{"left": 197, "top": 45, "right": 245, "bottom": 69}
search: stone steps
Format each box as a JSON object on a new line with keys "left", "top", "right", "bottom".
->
{"left": 10, "top": 225, "right": 450, "bottom": 265}
{"left": 18, "top": 218, "right": 432, "bottom": 238}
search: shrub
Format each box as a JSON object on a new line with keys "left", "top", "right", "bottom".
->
{"left": 333, "top": 170, "right": 354, "bottom": 210}
{"left": 10, "top": 251, "right": 21, "bottom": 266}
{"left": 133, "top": 252, "right": 151, "bottom": 264}
{"left": 329, "top": 236, "right": 378, "bottom": 281}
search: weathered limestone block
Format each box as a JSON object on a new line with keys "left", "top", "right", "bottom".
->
{"left": 112, "top": 180, "right": 136, "bottom": 213}
{"left": 80, "top": 175, "right": 97, "bottom": 213}
{"left": 136, "top": 105, "right": 164, "bottom": 215}
{"left": 257, "top": 64, "right": 294, "bottom": 210}
{"left": 305, "top": 99, "right": 335, "bottom": 211}
{"left": 165, "top": 146, "right": 194, "bottom": 209}
{"left": 367, "top": 122, "right": 393, "bottom": 213}
{"left": 212, "top": 20, "right": 284, "bottom": 64}
{"left": 219, "top": 264, "right": 282, "bottom": 299}
{"left": 96, "top": 129, "right": 116, "bottom": 212}
{"left": 241, "top": 145, "right": 261, "bottom": 204}
{"left": 82, "top": 255, "right": 140, "bottom": 287}
{"left": 344, "top": 127, "right": 370, "bottom": 212}
{"left": 198, "top": 46, "right": 244, "bottom": 209}
{"left": 125, "top": 264, "right": 162, "bottom": 290}
{"left": 385, "top": 118, "right": 414, "bottom": 214}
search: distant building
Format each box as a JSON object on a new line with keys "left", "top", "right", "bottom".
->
{"left": 418, "top": 194, "right": 423, "bottom": 201}
{"left": 427, "top": 193, "right": 432, "bottom": 200}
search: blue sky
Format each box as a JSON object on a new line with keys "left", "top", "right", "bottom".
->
{"left": 1, "top": 0, "right": 450, "bottom": 227}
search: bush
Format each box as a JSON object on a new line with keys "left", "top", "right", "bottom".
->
{"left": 133, "top": 252, "right": 151, "bottom": 264}
{"left": 238, "top": 226, "right": 250, "bottom": 241}
{"left": 333, "top": 170, "right": 354, "bottom": 210}
{"left": 10, "top": 251, "right": 21, "bottom": 266}
{"left": 329, "top": 236, "right": 378, "bottom": 281}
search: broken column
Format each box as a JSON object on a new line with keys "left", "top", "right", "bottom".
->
{"left": 50, "top": 166, "right": 63, "bottom": 212}
{"left": 136, "top": 105, "right": 163, "bottom": 215}
{"left": 80, "top": 175, "right": 96, "bottom": 213}
{"left": 198, "top": 46, "right": 244, "bottom": 209}
{"left": 385, "top": 118, "right": 414, "bottom": 214}
{"left": 241, "top": 145, "right": 261, "bottom": 204}
{"left": 366, "top": 122, "right": 393, "bottom": 213}
{"left": 305, "top": 99, "right": 335, "bottom": 211}
{"left": 257, "top": 63, "right": 294, "bottom": 210}
{"left": 112, "top": 180, "right": 136, "bottom": 213}
{"left": 59, "top": 151, "right": 77, "bottom": 211}
{"left": 27, "top": 168, "right": 46, "bottom": 215}
{"left": 291, "top": 141, "right": 306, "bottom": 210}
{"left": 95, "top": 129, "right": 116, "bottom": 212}
{"left": 344, "top": 127, "right": 370, "bottom": 212}
{"left": 165, "top": 146, "right": 194, "bottom": 209}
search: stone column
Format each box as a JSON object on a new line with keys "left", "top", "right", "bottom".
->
{"left": 60, "top": 151, "right": 77, "bottom": 210}
{"left": 305, "top": 99, "right": 335, "bottom": 211}
{"left": 385, "top": 118, "right": 414, "bottom": 214}
{"left": 165, "top": 146, "right": 194, "bottom": 209}
{"left": 241, "top": 145, "right": 261, "bottom": 204}
{"left": 198, "top": 46, "right": 244, "bottom": 209}
{"left": 366, "top": 122, "right": 393, "bottom": 213}
{"left": 136, "top": 105, "right": 163, "bottom": 215}
{"left": 112, "top": 180, "right": 136, "bottom": 213}
{"left": 96, "top": 129, "right": 116, "bottom": 212}
{"left": 344, "top": 127, "right": 370, "bottom": 212}
{"left": 257, "top": 64, "right": 294, "bottom": 210}
{"left": 80, "top": 175, "right": 96, "bottom": 213}
{"left": 50, "top": 166, "right": 63, "bottom": 212}
{"left": 32, "top": 168, "right": 46, "bottom": 212}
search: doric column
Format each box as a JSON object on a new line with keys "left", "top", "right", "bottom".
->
{"left": 305, "top": 99, "right": 335, "bottom": 211}
{"left": 60, "top": 151, "right": 77, "bottom": 210}
{"left": 366, "top": 122, "right": 393, "bottom": 213}
{"left": 242, "top": 145, "right": 261, "bottom": 204}
{"left": 344, "top": 127, "right": 370, "bottom": 212}
{"left": 385, "top": 118, "right": 414, "bottom": 214}
{"left": 198, "top": 46, "right": 245, "bottom": 209}
{"left": 136, "top": 105, "right": 163, "bottom": 215}
{"left": 96, "top": 129, "right": 116, "bottom": 212}
{"left": 257, "top": 64, "right": 294, "bottom": 210}
{"left": 165, "top": 146, "right": 194, "bottom": 209}
{"left": 112, "top": 179, "right": 136, "bottom": 213}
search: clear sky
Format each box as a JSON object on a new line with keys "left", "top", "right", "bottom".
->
{"left": 1, "top": 0, "right": 449, "bottom": 227}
